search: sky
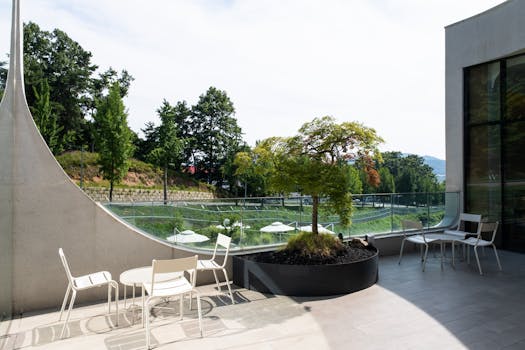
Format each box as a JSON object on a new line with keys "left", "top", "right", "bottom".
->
{"left": 0, "top": 0, "right": 507, "bottom": 159}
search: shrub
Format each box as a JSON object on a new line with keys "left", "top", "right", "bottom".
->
{"left": 282, "top": 232, "right": 345, "bottom": 259}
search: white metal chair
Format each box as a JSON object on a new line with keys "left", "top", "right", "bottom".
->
{"left": 58, "top": 248, "right": 119, "bottom": 339}
{"left": 142, "top": 255, "right": 203, "bottom": 350}
{"left": 398, "top": 220, "right": 439, "bottom": 271}
{"left": 197, "top": 233, "right": 234, "bottom": 304}
{"left": 444, "top": 213, "right": 482, "bottom": 238}
{"left": 453, "top": 221, "right": 502, "bottom": 275}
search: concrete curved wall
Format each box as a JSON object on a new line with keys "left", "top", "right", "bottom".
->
{"left": 0, "top": 0, "right": 215, "bottom": 315}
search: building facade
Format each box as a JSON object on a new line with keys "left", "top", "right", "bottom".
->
{"left": 446, "top": 0, "right": 525, "bottom": 252}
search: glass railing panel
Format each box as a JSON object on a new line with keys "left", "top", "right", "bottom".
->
{"left": 104, "top": 192, "right": 460, "bottom": 252}
{"left": 347, "top": 194, "right": 394, "bottom": 236}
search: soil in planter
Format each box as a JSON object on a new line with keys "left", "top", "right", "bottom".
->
{"left": 246, "top": 239, "right": 377, "bottom": 266}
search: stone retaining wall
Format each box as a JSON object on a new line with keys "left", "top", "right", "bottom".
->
{"left": 82, "top": 187, "right": 215, "bottom": 202}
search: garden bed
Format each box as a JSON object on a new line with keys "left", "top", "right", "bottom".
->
{"left": 232, "top": 243, "right": 378, "bottom": 296}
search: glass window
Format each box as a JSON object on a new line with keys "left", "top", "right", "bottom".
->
{"left": 503, "top": 121, "right": 525, "bottom": 181}
{"left": 466, "top": 124, "right": 500, "bottom": 185}
{"left": 505, "top": 56, "right": 525, "bottom": 121}
{"left": 466, "top": 62, "right": 500, "bottom": 125}
{"left": 464, "top": 53, "right": 525, "bottom": 251}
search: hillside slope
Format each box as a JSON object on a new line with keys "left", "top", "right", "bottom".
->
{"left": 56, "top": 151, "right": 212, "bottom": 191}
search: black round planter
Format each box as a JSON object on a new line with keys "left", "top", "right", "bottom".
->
{"left": 232, "top": 246, "right": 378, "bottom": 296}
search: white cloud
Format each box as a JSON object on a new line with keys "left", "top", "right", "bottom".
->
{"left": 0, "top": 0, "right": 506, "bottom": 159}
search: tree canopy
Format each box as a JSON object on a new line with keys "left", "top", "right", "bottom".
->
{"left": 188, "top": 87, "right": 244, "bottom": 186}
{"left": 235, "top": 116, "right": 383, "bottom": 233}
{"left": 147, "top": 100, "right": 184, "bottom": 203}
{"left": 93, "top": 83, "right": 134, "bottom": 201}
{"left": 0, "top": 22, "right": 133, "bottom": 153}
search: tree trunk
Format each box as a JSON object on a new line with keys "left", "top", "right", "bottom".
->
{"left": 109, "top": 180, "right": 113, "bottom": 202}
{"left": 312, "top": 195, "right": 319, "bottom": 234}
{"left": 163, "top": 163, "right": 168, "bottom": 205}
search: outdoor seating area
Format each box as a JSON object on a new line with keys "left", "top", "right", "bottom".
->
{"left": 54, "top": 233, "right": 236, "bottom": 349}
{"left": 398, "top": 213, "right": 503, "bottom": 275}
{"left": 3, "top": 4, "right": 525, "bottom": 350}
{"left": 2, "top": 249, "right": 525, "bottom": 350}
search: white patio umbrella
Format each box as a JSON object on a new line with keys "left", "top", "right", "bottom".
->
{"left": 260, "top": 222, "right": 296, "bottom": 233}
{"left": 166, "top": 229, "right": 209, "bottom": 243}
{"left": 299, "top": 224, "right": 335, "bottom": 234}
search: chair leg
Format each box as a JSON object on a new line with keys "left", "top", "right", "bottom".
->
{"left": 196, "top": 293, "right": 203, "bottom": 338}
{"left": 473, "top": 246, "right": 483, "bottom": 275}
{"left": 422, "top": 244, "right": 429, "bottom": 272}
{"left": 60, "top": 289, "right": 77, "bottom": 339}
{"left": 398, "top": 239, "right": 406, "bottom": 265}
{"left": 142, "top": 288, "right": 145, "bottom": 328}
{"left": 440, "top": 242, "right": 444, "bottom": 270}
{"left": 212, "top": 270, "right": 221, "bottom": 293}
{"left": 107, "top": 284, "right": 111, "bottom": 314}
{"left": 492, "top": 244, "right": 502, "bottom": 270}
{"left": 145, "top": 300, "right": 151, "bottom": 350}
{"left": 113, "top": 282, "right": 119, "bottom": 327}
{"left": 450, "top": 241, "right": 456, "bottom": 267}
{"left": 180, "top": 294, "right": 184, "bottom": 320}
{"left": 222, "top": 268, "right": 234, "bottom": 304}
{"left": 59, "top": 283, "right": 72, "bottom": 321}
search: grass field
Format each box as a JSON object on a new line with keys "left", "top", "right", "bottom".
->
{"left": 106, "top": 195, "right": 451, "bottom": 250}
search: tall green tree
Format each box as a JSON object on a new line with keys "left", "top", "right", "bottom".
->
{"left": 22, "top": 22, "right": 96, "bottom": 149}
{"left": 381, "top": 152, "right": 440, "bottom": 193}
{"left": 189, "top": 87, "right": 243, "bottom": 186}
{"left": 0, "top": 22, "right": 133, "bottom": 152}
{"left": 237, "top": 116, "right": 383, "bottom": 234}
{"left": 30, "top": 79, "right": 62, "bottom": 154}
{"left": 172, "top": 101, "right": 192, "bottom": 170}
{"left": 0, "top": 60, "right": 6, "bottom": 97}
{"left": 377, "top": 167, "right": 395, "bottom": 193}
{"left": 148, "top": 100, "right": 184, "bottom": 204}
{"left": 93, "top": 83, "right": 134, "bottom": 202}
{"left": 134, "top": 121, "right": 158, "bottom": 162}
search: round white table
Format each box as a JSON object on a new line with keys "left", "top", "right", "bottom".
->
{"left": 120, "top": 267, "right": 183, "bottom": 307}
{"left": 120, "top": 266, "right": 184, "bottom": 326}
{"left": 120, "top": 266, "right": 151, "bottom": 308}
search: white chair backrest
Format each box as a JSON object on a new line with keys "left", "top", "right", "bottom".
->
{"left": 217, "top": 233, "right": 231, "bottom": 249}
{"left": 456, "top": 213, "right": 482, "bottom": 233}
{"left": 211, "top": 233, "right": 231, "bottom": 267}
{"left": 58, "top": 248, "right": 74, "bottom": 284}
{"left": 459, "top": 213, "right": 482, "bottom": 223}
{"left": 401, "top": 220, "right": 423, "bottom": 235}
{"left": 479, "top": 221, "right": 499, "bottom": 244}
{"left": 151, "top": 255, "right": 198, "bottom": 288}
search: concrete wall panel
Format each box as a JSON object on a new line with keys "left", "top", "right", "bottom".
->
{"left": 0, "top": 0, "right": 216, "bottom": 314}
{"left": 446, "top": 0, "right": 525, "bottom": 210}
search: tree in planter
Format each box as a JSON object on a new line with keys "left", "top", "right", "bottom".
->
{"left": 93, "top": 83, "right": 134, "bottom": 202}
{"left": 237, "top": 116, "right": 383, "bottom": 235}
{"left": 148, "top": 100, "right": 184, "bottom": 204}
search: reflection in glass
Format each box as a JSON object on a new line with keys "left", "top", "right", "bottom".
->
{"left": 464, "top": 53, "right": 525, "bottom": 251}
{"left": 505, "top": 56, "right": 525, "bottom": 121}
{"left": 467, "top": 62, "right": 500, "bottom": 125}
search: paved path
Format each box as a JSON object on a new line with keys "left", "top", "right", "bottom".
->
{"left": 2, "top": 249, "right": 525, "bottom": 349}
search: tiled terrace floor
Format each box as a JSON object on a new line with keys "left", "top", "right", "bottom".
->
{"left": 2, "top": 249, "right": 525, "bottom": 350}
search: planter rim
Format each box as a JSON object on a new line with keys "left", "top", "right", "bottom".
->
{"left": 238, "top": 245, "right": 378, "bottom": 266}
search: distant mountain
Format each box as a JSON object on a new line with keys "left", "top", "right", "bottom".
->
{"left": 422, "top": 155, "right": 445, "bottom": 183}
